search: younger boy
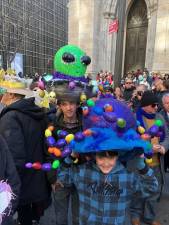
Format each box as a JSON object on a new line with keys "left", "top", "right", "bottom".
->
{"left": 57, "top": 151, "right": 158, "bottom": 225}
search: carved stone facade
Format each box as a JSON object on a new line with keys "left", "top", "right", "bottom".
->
{"left": 68, "top": 0, "right": 169, "bottom": 77}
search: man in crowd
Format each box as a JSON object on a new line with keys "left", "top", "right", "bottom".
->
{"left": 154, "top": 79, "right": 169, "bottom": 110}
{"left": 131, "top": 91, "right": 169, "bottom": 225}
{"left": 0, "top": 86, "right": 50, "bottom": 225}
{"left": 123, "top": 78, "right": 135, "bottom": 102}
{"left": 160, "top": 93, "right": 169, "bottom": 172}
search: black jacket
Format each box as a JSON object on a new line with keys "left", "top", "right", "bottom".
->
{"left": 0, "top": 135, "right": 20, "bottom": 212}
{"left": 0, "top": 98, "right": 50, "bottom": 205}
{"left": 46, "top": 109, "right": 83, "bottom": 184}
{"left": 123, "top": 87, "right": 135, "bottom": 102}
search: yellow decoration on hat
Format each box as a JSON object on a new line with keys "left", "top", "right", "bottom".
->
{"left": 145, "top": 158, "right": 153, "bottom": 164}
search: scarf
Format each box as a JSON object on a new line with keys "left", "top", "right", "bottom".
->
{"left": 136, "top": 108, "right": 156, "bottom": 128}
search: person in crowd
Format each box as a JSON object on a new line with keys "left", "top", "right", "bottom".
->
{"left": 123, "top": 78, "right": 135, "bottom": 102}
{"left": 46, "top": 96, "right": 82, "bottom": 225}
{"left": 154, "top": 78, "right": 169, "bottom": 111}
{"left": 160, "top": 93, "right": 169, "bottom": 172}
{"left": 56, "top": 97, "right": 158, "bottom": 225}
{"left": 0, "top": 85, "right": 51, "bottom": 225}
{"left": 131, "top": 84, "right": 147, "bottom": 112}
{"left": 131, "top": 91, "right": 169, "bottom": 225}
{"left": 0, "top": 136, "right": 20, "bottom": 225}
{"left": 114, "top": 86, "right": 124, "bottom": 101}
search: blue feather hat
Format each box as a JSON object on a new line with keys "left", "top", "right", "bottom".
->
{"left": 69, "top": 98, "right": 154, "bottom": 160}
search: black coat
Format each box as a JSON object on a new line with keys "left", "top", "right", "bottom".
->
{"left": 123, "top": 87, "right": 135, "bottom": 102}
{"left": 0, "top": 135, "right": 20, "bottom": 212}
{"left": 0, "top": 98, "right": 50, "bottom": 205}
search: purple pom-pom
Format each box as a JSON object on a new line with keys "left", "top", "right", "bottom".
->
{"left": 25, "top": 163, "right": 32, "bottom": 169}
{"left": 42, "top": 163, "right": 52, "bottom": 171}
{"left": 46, "top": 136, "right": 56, "bottom": 146}
{"left": 75, "top": 132, "right": 85, "bottom": 142}
{"left": 148, "top": 125, "right": 159, "bottom": 136}
{"left": 58, "top": 130, "right": 68, "bottom": 138}
{"left": 56, "top": 139, "right": 67, "bottom": 148}
{"left": 61, "top": 146, "right": 72, "bottom": 158}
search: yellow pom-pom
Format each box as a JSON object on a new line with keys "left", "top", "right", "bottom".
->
{"left": 145, "top": 158, "right": 153, "bottom": 164}
{"left": 80, "top": 93, "right": 87, "bottom": 102}
{"left": 65, "top": 134, "right": 74, "bottom": 143}
{"left": 45, "top": 129, "right": 52, "bottom": 137}
{"left": 138, "top": 126, "right": 145, "bottom": 134}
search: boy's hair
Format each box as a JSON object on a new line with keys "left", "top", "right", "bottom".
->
{"left": 96, "top": 151, "right": 118, "bottom": 158}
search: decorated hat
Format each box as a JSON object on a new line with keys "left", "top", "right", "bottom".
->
{"left": 45, "top": 45, "right": 94, "bottom": 103}
{"left": 0, "top": 74, "right": 33, "bottom": 97}
{"left": 70, "top": 98, "right": 151, "bottom": 154}
{"left": 0, "top": 181, "right": 14, "bottom": 224}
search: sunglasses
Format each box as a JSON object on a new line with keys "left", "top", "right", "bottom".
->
{"left": 151, "top": 103, "right": 158, "bottom": 108}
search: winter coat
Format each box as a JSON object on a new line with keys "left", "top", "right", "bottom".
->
{"left": 123, "top": 87, "right": 135, "bottom": 102}
{"left": 57, "top": 161, "right": 158, "bottom": 225}
{"left": 0, "top": 135, "right": 20, "bottom": 212}
{"left": 46, "top": 109, "right": 83, "bottom": 184}
{"left": 0, "top": 98, "right": 50, "bottom": 205}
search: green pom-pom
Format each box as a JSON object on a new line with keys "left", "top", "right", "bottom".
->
{"left": 154, "top": 119, "right": 163, "bottom": 127}
{"left": 57, "top": 130, "right": 61, "bottom": 135}
{"left": 87, "top": 99, "right": 95, "bottom": 107}
{"left": 117, "top": 118, "right": 126, "bottom": 128}
{"left": 52, "top": 160, "right": 60, "bottom": 169}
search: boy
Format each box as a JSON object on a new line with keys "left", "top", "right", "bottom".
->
{"left": 57, "top": 151, "right": 157, "bottom": 225}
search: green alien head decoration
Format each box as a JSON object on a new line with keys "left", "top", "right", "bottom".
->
{"left": 53, "top": 45, "right": 91, "bottom": 83}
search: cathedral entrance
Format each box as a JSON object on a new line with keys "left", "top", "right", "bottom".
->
{"left": 124, "top": 0, "right": 148, "bottom": 74}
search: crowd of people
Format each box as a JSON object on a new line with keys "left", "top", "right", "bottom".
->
{"left": 0, "top": 45, "right": 169, "bottom": 225}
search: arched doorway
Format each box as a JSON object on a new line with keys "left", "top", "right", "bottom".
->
{"left": 124, "top": 0, "right": 148, "bottom": 74}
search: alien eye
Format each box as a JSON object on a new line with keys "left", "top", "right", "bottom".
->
{"left": 62, "top": 53, "right": 75, "bottom": 63}
{"left": 81, "top": 55, "right": 91, "bottom": 66}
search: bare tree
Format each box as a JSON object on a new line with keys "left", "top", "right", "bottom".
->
{"left": 0, "top": 0, "right": 38, "bottom": 68}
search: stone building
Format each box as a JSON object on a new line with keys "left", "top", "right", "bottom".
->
{"left": 68, "top": 0, "right": 169, "bottom": 81}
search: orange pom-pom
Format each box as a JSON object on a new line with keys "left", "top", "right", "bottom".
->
{"left": 48, "top": 147, "right": 54, "bottom": 154}
{"left": 53, "top": 148, "right": 62, "bottom": 157}
{"left": 83, "top": 129, "right": 92, "bottom": 136}
{"left": 105, "top": 105, "right": 113, "bottom": 112}
{"left": 48, "top": 126, "right": 54, "bottom": 131}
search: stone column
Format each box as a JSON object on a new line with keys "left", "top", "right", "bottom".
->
{"left": 152, "top": 0, "right": 169, "bottom": 73}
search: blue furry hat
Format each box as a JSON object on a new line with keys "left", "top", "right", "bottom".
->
{"left": 70, "top": 98, "right": 153, "bottom": 159}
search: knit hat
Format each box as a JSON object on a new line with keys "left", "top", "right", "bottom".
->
{"left": 140, "top": 91, "right": 158, "bottom": 107}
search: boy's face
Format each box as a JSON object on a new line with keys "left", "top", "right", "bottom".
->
{"left": 96, "top": 155, "right": 118, "bottom": 174}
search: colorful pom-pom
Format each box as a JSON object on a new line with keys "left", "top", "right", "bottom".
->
{"left": 48, "top": 126, "right": 54, "bottom": 131}
{"left": 145, "top": 158, "right": 153, "bottom": 164}
{"left": 69, "top": 81, "right": 76, "bottom": 89}
{"left": 25, "top": 162, "right": 32, "bottom": 169}
{"left": 58, "top": 130, "right": 68, "bottom": 138}
{"left": 61, "top": 146, "right": 72, "bottom": 157}
{"left": 148, "top": 125, "right": 159, "bottom": 136}
{"left": 48, "top": 147, "right": 55, "bottom": 154}
{"left": 46, "top": 136, "right": 56, "bottom": 146}
{"left": 80, "top": 93, "right": 87, "bottom": 102}
{"left": 137, "top": 126, "right": 145, "bottom": 134}
{"left": 117, "top": 118, "right": 126, "bottom": 128}
{"left": 83, "top": 107, "right": 89, "bottom": 116}
{"left": 65, "top": 134, "right": 74, "bottom": 143}
{"left": 52, "top": 160, "right": 60, "bottom": 169}
{"left": 45, "top": 129, "right": 52, "bottom": 137}
{"left": 53, "top": 148, "right": 62, "bottom": 157}
{"left": 104, "top": 104, "right": 113, "bottom": 112}
{"left": 32, "top": 162, "right": 42, "bottom": 170}
{"left": 41, "top": 163, "right": 52, "bottom": 171}
{"left": 154, "top": 119, "right": 163, "bottom": 127}
{"left": 87, "top": 99, "right": 95, "bottom": 107}
{"left": 75, "top": 132, "right": 85, "bottom": 142}
{"left": 56, "top": 139, "right": 67, "bottom": 148}
{"left": 83, "top": 129, "right": 92, "bottom": 136}
{"left": 141, "top": 133, "right": 151, "bottom": 141}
